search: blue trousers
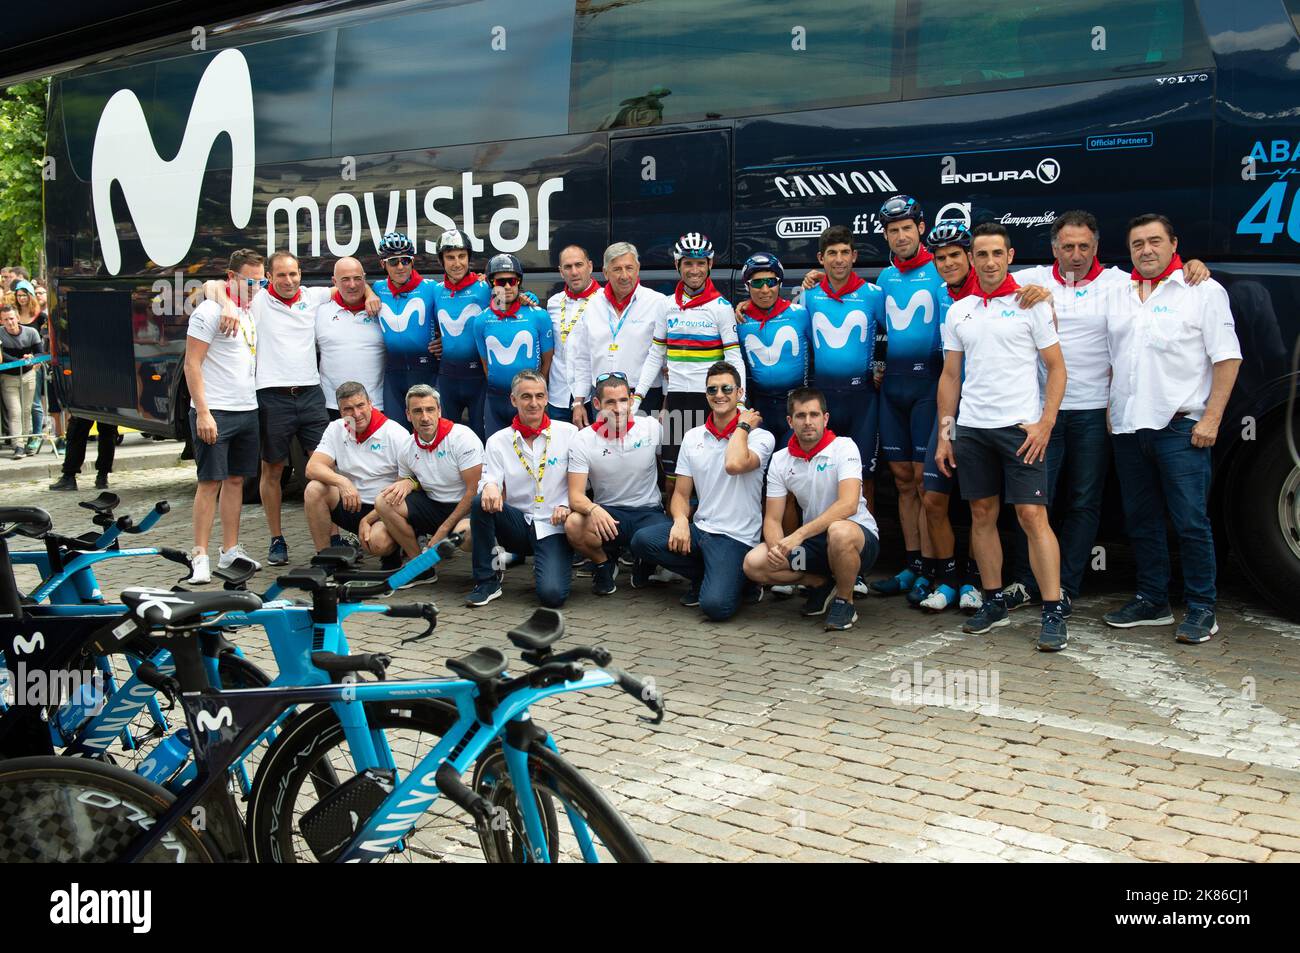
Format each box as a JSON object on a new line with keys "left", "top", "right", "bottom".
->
{"left": 384, "top": 360, "right": 437, "bottom": 430}
{"left": 437, "top": 373, "right": 486, "bottom": 440}
{"left": 470, "top": 496, "right": 572, "bottom": 608}
{"left": 631, "top": 521, "right": 751, "bottom": 622}
{"left": 483, "top": 389, "right": 516, "bottom": 438}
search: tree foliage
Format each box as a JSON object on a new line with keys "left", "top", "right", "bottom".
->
{"left": 0, "top": 80, "right": 49, "bottom": 276}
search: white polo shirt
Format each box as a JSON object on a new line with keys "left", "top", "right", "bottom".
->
{"left": 676, "top": 423, "right": 775, "bottom": 545}
{"left": 568, "top": 416, "right": 662, "bottom": 508}
{"left": 187, "top": 300, "right": 257, "bottom": 412}
{"left": 766, "top": 436, "right": 878, "bottom": 539}
{"left": 252, "top": 286, "right": 332, "bottom": 390}
{"left": 546, "top": 282, "right": 601, "bottom": 408}
{"left": 480, "top": 420, "right": 580, "bottom": 539}
{"left": 1107, "top": 271, "right": 1241, "bottom": 435}
{"left": 569, "top": 284, "right": 667, "bottom": 400}
{"left": 1014, "top": 264, "right": 1125, "bottom": 412}
{"left": 399, "top": 423, "right": 483, "bottom": 503}
{"left": 944, "top": 293, "right": 1059, "bottom": 429}
{"left": 316, "top": 296, "right": 386, "bottom": 410}
{"left": 314, "top": 415, "right": 410, "bottom": 504}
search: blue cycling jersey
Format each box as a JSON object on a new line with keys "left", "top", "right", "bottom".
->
{"left": 738, "top": 301, "right": 811, "bottom": 395}
{"left": 475, "top": 304, "right": 554, "bottom": 392}
{"left": 373, "top": 274, "right": 439, "bottom": 363}
{"left": 804, "top": 275, "right": 884, "bottom": 390}
{"left": 877, "top": 257, "right": 948, "bottom": 378}
{"left": 434, "top": 274, "right": 491, "bottom": 377}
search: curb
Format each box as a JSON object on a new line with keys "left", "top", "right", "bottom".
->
{"left": 3, "top": 445, "right": 194, "bottom": 484}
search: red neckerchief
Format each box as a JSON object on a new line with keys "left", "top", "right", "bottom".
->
{"left": 949, "top": 270, "right": 978, "bottom": 301}
{"left": 566, "top": 280, "right": 601, "bottom": 300}
{"left": 592, "top": 415, "right": 635, "bottom": 438}
{"left": 742, "top": 298, "right": 791, "bottom": 328}
{"left": 675, "top": 278, "right": 723, "bottom": 310}
{"left": 818, "top": 273, "right": 866, "bottom": 303}
{"left": 511, "top": 414, "right": 551, "bottom": 439}
{"left": 1131, "top": 254, "right": 1183, "bottom": 285}
{"left": 892, "top": 247, "right": 934, "bottom": 274}
{"left": 974, "top": 274, "right": 1020, "bottom": 308}
{"left": 387, "top": 271, "right": 423, "bottom": 296}
{"left": 1052, "top": 258, "right": 1104, "bottom": 286}
{"left": 604, "top": 282, "right": 638, "bottom": 313}
{"left": 787, "top": 429, "right": 837, "bottom": 460}
{"left": 414, "top": 417, "right": 454, "bottom": 453}
{"left": 490, "top": 298, "right": 523, "bottom": 319}
{"left": 704, "top": 413, "right": 740, "bottom": 440}
{"left": 353, "top": 409, "right": 389, "bottom": 444}
{"left": 266, "top": 285, "right": 303, "bottom": 307}
{"left": 443, "top": 272, "right": 477, "bottom": 294}
{"left": 331, "top": 290, "right": 367, "bottom": 314}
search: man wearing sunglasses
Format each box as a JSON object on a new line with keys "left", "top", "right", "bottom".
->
{"left": 374, "top": 231, "right": 440, "bottom": 431}
{"left": 735, "top": 253, "right": 810, "bottom": 447}
{"left": 545, "top": 245, "right": 601, "bottom": 424}
{"left": 432, "top": 228, "right": 491, "bottom": 438}
{"left": 475, "top": 253, "right": 554, "bottom": 436}
{"left": 565, "top": 371, "right": 669, "bottom": 595}
{"left": 631, "top": 361, "right": 774, "bottom": 621}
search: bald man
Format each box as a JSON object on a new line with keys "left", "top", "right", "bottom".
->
{"left": 317, "top": 257, "right": 388, "bottom": 417}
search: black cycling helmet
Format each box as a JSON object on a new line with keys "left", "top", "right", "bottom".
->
{"left": 879, "top": 194, "right": 924, "bottom": 224}
{"left": 742, "top": 252, "right": 785, "bottom": 283}
{"left": 925, "top": 220, "right": 973, "bottom": 251}
{"left": 486, "top": 253, "right": 524, "bottom": 280}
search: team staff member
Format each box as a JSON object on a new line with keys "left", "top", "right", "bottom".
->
{"left": 635, "top": 233, "right": 745, "bottom": 477}
{"left": 374, "top": 232, "right": 440, "bottom": 430}
{"left": 935, "top": 223, "right": 1069, "bottom": 651}
{"left": 565, "top": 372, "right": 669, "bottom": 596}
{"left": 182, "top": 248, "right": 264, "bottom": 584}
{"left": 744, "top": 387, "right": 881, "bottom": 631}
{"left": 632, "top": 362, "right": 774, "bottom": 621}
{"left": 1103, "top": 214, "right": 1241, "bottom": 645}
{"left": 569, "top": 242, "right": 666, "bottom": 427}
{"left": 465, "top": 370, "right": 578, "bottom": 609}
{"left": 735, "top": 253, "right": 810, "bottom": 448}
{"left": 546, "top": 245, "right": 601, "bottom": 422}
{"left": 475, "top": 254, "right": 555, "bottom": 436}
{"left": 317, "top": 256, "right": 386, "bottom": 419}
{"left": 432, "top": 229, "right": 491, "bottom": 438}
{"left": 303, "top": 381, "right": 409, "bottom": 562}
{"left": 371, "top": 384, "right": 481, "bottom": 584}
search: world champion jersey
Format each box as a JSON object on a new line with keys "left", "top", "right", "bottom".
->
{"left": 373, "top": 275, "right": 439, "bottom": 362}
{"left": 434, "top": 275, "right": 491, "bottom": 376}
{"left": 738, "top": 302, "right": 812, "bottom": 395}
{"left": 636, "top": 281, "right": 746, "bottom": 396}
{"left": 804, "top": 276, "right": 884, "bottom": 390}
{"left": 475, "top": 305, "right": 554, "bottom": 392}
{"left": 877, "top": 259, "right": 948, "bottom": 378}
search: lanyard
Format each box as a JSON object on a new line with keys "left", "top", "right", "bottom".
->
{"left": 606, "top": 294, "right": 635, "bottom": 353}
{"left": 512, "top": 428, "right": 552, "bottom": 504}
{"left": 558, "top": 295, "right": 593, "bottom": 344}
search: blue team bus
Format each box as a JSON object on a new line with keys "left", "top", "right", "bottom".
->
{"left": 14, "top": 0, "right": 1300, "bottom": 614}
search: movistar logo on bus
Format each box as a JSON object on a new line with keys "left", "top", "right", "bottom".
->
{"left": 91, "top": 49, "right": 255, "bottom": 275}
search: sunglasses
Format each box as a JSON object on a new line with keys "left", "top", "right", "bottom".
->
{"left": 705, "top": 384, "right": 736, "bottom": 396}
{"left": 236, "top": 277, "right": 269, "bottom": 288}
{"left": 493, "top": 277, "right": 520, "bottom": 287}
{"left": 595, "top": 371, "right": 628, "bottom": 383}
{"left": 748, "top": 277, "right": 780, "bottom": 289}
{"left": 384, "top": 256, "right": 414, "bottom": 267}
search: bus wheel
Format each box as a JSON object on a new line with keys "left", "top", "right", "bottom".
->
{"left": 1229, "top": 428, "right": 1300, "bottom": 622}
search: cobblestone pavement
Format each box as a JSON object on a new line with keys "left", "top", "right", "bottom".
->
{"left": 10, "top": 466, "right": 1300, "bottom": 863}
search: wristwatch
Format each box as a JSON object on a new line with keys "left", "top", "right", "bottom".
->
{"left": 736, "top": 422, "right": 753, "bottom": 433}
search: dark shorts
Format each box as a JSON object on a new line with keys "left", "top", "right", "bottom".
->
{"left": 330, "top": 500, "right": 375, "bottom": 534}
{"left": 922, "top": 414, "right": 954, "bottom": 495}
{"left": 819, "top": 386, "right": 879, "bottom": 476}
{"left": 405, "top": 493, "right": 458, "bottom": 535}
{"left": 953, "top": 424, "right": 1048, "bottom": 505}
{"left": 257, "top": 386, "right": 329, "bottom": 465}
{"left": 661, "top": 391, "right": 711, "bottom": 477}
{"left": 600, "top": 504, "right": 671, "bottom": 553}
{"left": 880, "top": 375, "right": 937, "bottom": 464}
{"left": 787, "top": 525, "right": 880, "bottom": 577}
{"left": 189, "top": 408, "right": 259, "bottom": 482}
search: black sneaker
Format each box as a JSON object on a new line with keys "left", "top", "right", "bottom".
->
{"left": 679, "top": 585, "right": 701, "bottom": 607}
{"left": 631, "top": 559, "right": 654, "bottom": 589}
{"left": 743, "top": 584, "right": 764, "bottom": 605}
{"left": 465, "top": 578, "right": 503, "bottom": 607}
{"left": 48, "top": 474, "right": 77, "bottom": 492}
{"left": 1103, "top": 596, "right": 1174, "bottom": 628}
{"left": 268, "top": 535, "right": 289, "bottom": 566}
{"left": 824, "top": 597, "right": 858, "bottom": 631}
{"left": 396, "top": 566, "right": 438, "bottom": 590}
{"left": 95, "top": 474, "right": 109, "bottom": 490}
{"left": 800, "top": 582, "right": 836, "bottom": 617}
{"left": 592, "top": 560, "right": 618, "bottom": 596}
{"left": 1036, "top": 612, "right": 1068, "bottom": 652}
{"left": 380, "top": 551, "right": 403, "bottom": 573}
{"left": 573, "top": 558, "right": 596, "bottom": 577}
{"left": 1175, "top": 608, "right": 1218, "bottom": 645}
{"left": 999, "top": 582, "right": 1035, "bottom": 611}
{"left": 617, "top": 552, "right": 635, "bottom": 569}
{"left": 963, "top": 600, "right": 1009, "bottom": 635}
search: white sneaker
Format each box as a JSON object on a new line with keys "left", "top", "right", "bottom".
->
{"left": 218, "top": 544, "right": 261, "bottom": 570}
{"left": 920, "top": 588, "right": 953, "bottom": 612}
{"left": 187, "top": 550, "right": 212, "bottom": 584}
{"left": 853, "top": 576, "right": 871, "bottom": 597}
{"left": 650, "top": 566, "right": 686, "bottom": 584}
{"left": 959, "top": 585, "right": 983, "bottom": 611}
{"left": 771, "top": 584, "right": 796, "bottom": 598}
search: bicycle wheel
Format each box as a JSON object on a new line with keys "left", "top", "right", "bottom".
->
{"left": 0, "top": 756, "right": 218, "bottom": 862}
{"left": 247, "top": 699, "right": 484, "bottom": 863}
{"left": 471, "top": 743, "right": 652, "bottom": 862}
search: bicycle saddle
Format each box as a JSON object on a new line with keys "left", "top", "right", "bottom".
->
{"left": 311, "top": 546, "right": 360, "bottom": 572}
{"left": 120, "top": 586, "right": 263, "bottom": 627}
{"left": 77, "top": 492, "right": 121, "bottom": 515}
{"left": 0, "top": 506, "right": 53, "bottom": 539}
{"left": 506, "top": 608, "right": 565, "bottom": 651}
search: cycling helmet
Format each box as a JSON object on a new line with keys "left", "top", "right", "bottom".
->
{"left": 486, "top": 253, "right": 524, "bottom": 279}
{"left": 742, "top": 252, "right": 784, "bottom": 283}
{"left": 437, "top": 229, "right": 472, "bottom": 259}
{"left": 673, "top": 232, "right": 715, "bottom": 263}
{"left": 925, "top": 220, "right": 972, "bottom": 251}
{"left": 378, "top": 231, "right": 415, "bottom": 259}
{"left": 878, "top": 194, "right": 924, "bottom": 224}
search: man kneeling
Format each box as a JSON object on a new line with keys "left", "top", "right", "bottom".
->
{"left": 744, "top": 387, "right": 881, "bottom": 631}
{"left": 304, "top": 382, "right": 409, "bottom": 565}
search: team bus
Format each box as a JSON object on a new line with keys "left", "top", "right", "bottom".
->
{"left": 20, "top": 0, "right": 1300, "bottom": 614}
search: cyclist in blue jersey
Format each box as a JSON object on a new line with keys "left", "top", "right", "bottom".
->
{"left": 374, "top": 231, "right": 439, "bottom": 430}
{"left": 431, "top": 228, "right": 491, "bottom": 438}
{"left": 735, "top": 253, "right": 810, "bottom": 448}
{"left": 801, "top": 225, "right": 885, "bottom": 513}
{"left": 475, "top": 253, "right": 554, "bottom": 436}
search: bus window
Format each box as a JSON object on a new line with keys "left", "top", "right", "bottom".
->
{"left": 906, "top": 0, "right": 1211, "bottom": 96}
{"left": 331, "top": 0, "right": 574, "bottom": 156}
{"left": 568, "top": 0, "right": 901, "bottom": 132}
